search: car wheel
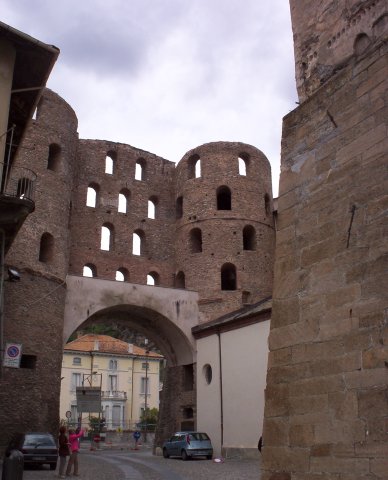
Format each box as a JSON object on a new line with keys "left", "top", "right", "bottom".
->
{"left": 50, "top": 463, "right": 57, "bottom": 471}
{"left": 207, "top": 454, "right": 213, "bottom": 460}
{"left": 181, "top": 449, "right": 188, "bottom": 461}
{"left": 163, "top": 448, "right": 169, "bottom": 458}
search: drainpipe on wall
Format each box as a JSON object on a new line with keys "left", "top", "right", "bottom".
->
{"left": 131, "top": 357, "right": 135, "bottom": 427}
{"left": 217, "top": 331, "right": 224, "bottom": 452}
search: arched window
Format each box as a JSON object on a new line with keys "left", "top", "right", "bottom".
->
{"left": 188, "top": 154, "right": 200, "bottom": 179}
{"left": 147, "top": 271, "right": 160, "bottom": 286}
{"left": 47, "top": 143, "right": 61, "bottom": 171}
{"left": 101, "top": 223, "right": 114, "bottom": 251}
{"left": 243, "top": 225, "right": 256, "bottom": 250}
{"left": 86, "top": 184, "right": 99, "bottom": 207}
{"left": 189, "top": 228, "right": 202, "bottom": 253}
{"left": 118, "top": 189, "right": 130, "bottom": 213}
{"left": 354, "top": 33, "right": 371, "bottom": 56}
{"left": 133, "top": 230, "right": 145, "bottom": 256}
{"left": 217, "top": 186, "right": 232, "bottom": 210}
{"left": 238, "top": 157, "right": 246, "bottom": 175}
{"left": 105, "top": 152, "right": 115, "bottom": 174}
{"left": 135, "top": 158, "right": 146, "bottom": 181}
{"left": 264, "top": 193, "right": 271, "bottom": 216}
{"left": 148, "top": 196, "right": 158, "bottom": 219}
{"left": 175, "top": 271, "right": 185, "bottom": 289}
{"left": 176, "top": 196, "right": 183, "bottom": 219}
{"left": 238, "top": 153, "right": 250, "bottom": 176}
{"left": 221, "top": 263, "right": 237, "bottom": 290}
{"left": 109, "top": 359, "right": 118, "bottom": 370}
{"left": 115, "top": 268, "right": 129, "bottom": 282}
{"left": 83, "top": 264, "right": 97, "bottom": 277}
{"left": 39, "top": 232, "right": 54, "bottom": 263}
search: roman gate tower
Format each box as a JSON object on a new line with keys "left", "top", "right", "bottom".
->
{"left": 174, "top": 141, "right": 275, "bottom": 321}
{"left": 3, "top": 89, "right": 78, "bottom": 437}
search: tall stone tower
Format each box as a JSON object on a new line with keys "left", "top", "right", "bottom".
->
{"left": 174, "top": 141, "right": 275, "bottom": 320}
{"left": 262, "top": 1, "right": 387, "bottom": 479}
{"left": 3, "top": 90, "right": 78, "bottom": 435}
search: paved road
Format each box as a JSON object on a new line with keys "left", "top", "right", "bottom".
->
{"left": 21, "top": 445, "right": 262, "bottom": 480}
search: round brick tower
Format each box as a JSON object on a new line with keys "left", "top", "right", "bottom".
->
{"left": 4, "top": 89, "right": 78, "bottom": 436}
{"left": 174, "top": 141, "right": 275, "bottom": 321}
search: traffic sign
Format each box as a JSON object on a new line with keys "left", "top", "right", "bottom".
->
{"left": 3, "top": 343, "right": 22, "bottom": 368}
{"left": 65, "top": 411, "right": 72, "bottom": 419}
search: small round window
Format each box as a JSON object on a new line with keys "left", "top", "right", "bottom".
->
{"left": 203, "top": 364, "right": 212, "bottom": 384}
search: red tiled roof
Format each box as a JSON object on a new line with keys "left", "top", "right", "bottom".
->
{"left": 64, "top": 334, "right": 163, "bottom": 358}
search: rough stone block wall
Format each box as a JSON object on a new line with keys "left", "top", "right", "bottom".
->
{"left": 262, "top": 35, "right": 388, "bottom": 479}
{"left": 69, "top": 139, "right": 176, "bottom": 286}
{"left": 290, "top": 0, "right": 387, "bottom": 101}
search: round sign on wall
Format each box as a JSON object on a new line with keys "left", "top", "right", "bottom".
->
{"left": 65, "top": 411, "right": 72, "bottom": 419}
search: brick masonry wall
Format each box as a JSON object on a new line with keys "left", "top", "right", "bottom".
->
{"left": 155, "top": 364, "right": 196, "bottom": 450}
{"left": 262, "top": 36, "right": 388, "bottom": 479}
{"left": 175, "top": 141, "right": 275, "bottom": 320}
{"left": 69, "top": 139, "right": 176, "bottom": 285}
{"left": 1, "top": 274, "right": 66, "bottom": 448}
{"left": 7, "top": 89, "right": 78, "bottom": 279}
{"left": 1, "top": 90, "right": 79, "bottom": 449}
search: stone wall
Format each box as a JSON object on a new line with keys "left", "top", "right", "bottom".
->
{"left": 290, "top": 0, "right": 387, "bottom": 101}
{"left": 262, "top": 22, "right": 388, "bottom": 480}
{"left": 1, "top": 89, "right": 78, "bottom": 449}
{"left": 69, "top": 139, "right": 176, "bottom": 285}
{"left": 154, "top": 364, "right": 196, "bottom": 450}
{"left": 175, "top": 141, "right": 275, "bottom": 321}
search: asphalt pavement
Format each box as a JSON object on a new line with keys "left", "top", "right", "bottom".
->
{"left": 18, "top": 441, "right": 262, "bottom": 480}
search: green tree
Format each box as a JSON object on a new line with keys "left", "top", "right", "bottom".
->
{"left": 140, "top": 408, "right": 159, "bottom": 431}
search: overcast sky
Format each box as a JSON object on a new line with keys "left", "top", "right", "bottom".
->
{"left": 3, "top": 0, "right": 297, "bottom": 195}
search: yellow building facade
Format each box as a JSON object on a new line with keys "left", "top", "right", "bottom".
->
{"left": 60, "top": 334, "right": 163, "bottom": 430}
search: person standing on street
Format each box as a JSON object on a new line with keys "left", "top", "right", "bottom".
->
{"left": 65, "top": 428, "right": 83, "bottom": 477}
{"left": 58, "top": 426, "right": 70, "bottom": 478}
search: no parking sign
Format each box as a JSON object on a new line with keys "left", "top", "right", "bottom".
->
{"left": 3, "top": 343, "right": 22, "bottom": 368}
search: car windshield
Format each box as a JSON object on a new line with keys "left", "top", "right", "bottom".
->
{"left": 188, "top": 433, "right": 209, "bottom": 441}
{"left": 24, "top": 434, "right": 55, "bottom": 447}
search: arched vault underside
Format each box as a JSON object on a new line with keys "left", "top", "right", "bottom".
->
{"left": 64, "top": 275, "right": 200, "bottom": 366}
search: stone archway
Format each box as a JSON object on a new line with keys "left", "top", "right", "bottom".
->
{"left": 63, "top": 275, "right": 200, "bottom": 446}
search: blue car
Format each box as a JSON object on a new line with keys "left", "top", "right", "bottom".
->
{"left": 162, "top": 431, "right": 213, "bottom": 460}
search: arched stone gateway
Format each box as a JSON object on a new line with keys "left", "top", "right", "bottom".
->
{"left": 64, "top": 275, "right": 199, "bottom": 366}
{"left": 64, "top": 275, "right": 200, "bottom": 447}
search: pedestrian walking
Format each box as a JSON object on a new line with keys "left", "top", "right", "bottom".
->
{"left": 65, "top": 428, "right": 84, "bottom": 477}
{"left": 58, "top": 426, "right": 70, "bottom": 478}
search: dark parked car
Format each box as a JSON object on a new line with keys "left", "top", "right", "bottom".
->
{"left": 162, "top": 431, "right": 213, "bottom": 460}
{"left": 5, "top": 432, "right": 58, "bottom": 470}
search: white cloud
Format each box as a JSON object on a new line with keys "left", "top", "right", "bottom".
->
{"left": 2, "top": 0, "right": 297, "bottom": 195}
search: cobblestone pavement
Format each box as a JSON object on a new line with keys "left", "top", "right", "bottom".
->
{"left": 20, "top": 444, "right": 262, "bottom": 480}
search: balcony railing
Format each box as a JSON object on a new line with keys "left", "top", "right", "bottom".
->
{"left": 101, "top": 390, "right": 127, "bottom": 400}
{"left": 0, "top": 162, "right": 36, "bottom": 203}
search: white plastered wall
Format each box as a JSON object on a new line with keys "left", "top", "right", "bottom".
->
{"left": 196, "top": 319, "right": 270, "bottom": 457}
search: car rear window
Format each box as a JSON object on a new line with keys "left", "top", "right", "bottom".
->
{"left": 188, "top": 433, "right": 209, "bottom": 441}
{"left": 24, "top": 434, "right": 55, "bottom": 446}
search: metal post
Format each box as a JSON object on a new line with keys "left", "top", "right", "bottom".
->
{"left": 144, "top": 339, "right": 149, "bottom": 443}
{"left": 0, "top": 229, "right": 5, "bottom": 379}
